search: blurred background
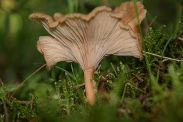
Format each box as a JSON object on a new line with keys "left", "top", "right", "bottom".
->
{"left": 0, "top": 0, "right": 182, "bottom": 84}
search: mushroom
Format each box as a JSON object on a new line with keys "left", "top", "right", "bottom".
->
{"left": 29, "top": 1, "right": 146, "bottom": 105}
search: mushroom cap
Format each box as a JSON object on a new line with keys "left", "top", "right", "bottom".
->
{"left": 29, "top": 1, "right": 146, "bottom": 71}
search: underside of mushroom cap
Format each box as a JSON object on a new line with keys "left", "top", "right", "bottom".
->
{"left": 112, "top": 1, "right": 147, "bottom": 60}
{"left": 29, "top": 2, "right": 146, "bottom": 70}
{"left": 37, "top": 36, "right": 76, "bottom": 69}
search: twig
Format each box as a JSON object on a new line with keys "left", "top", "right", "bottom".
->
{"left": 133, "top": 74, "right": 144, "bottom": 82}
{"left": 2, "top": 98, "right": 9, "bottom": 122}
{"left": 149, "top": 16, "right": 157, "bottom": 27}
{"left": 178, "top": 37, "right": 183, "bottom": 41}
{"left": 143, "top": 51, "right": 182, "bottom": 62}
{"left": 14, "top": 94, "right": 34, "bottom": 110}
{"left": 0, "top": 79, "right": 35, "bottom": 110}
{"left": 0, "top": 79, "right": 9, "bottom": 122}
{"left": 139, "top": 93, "right": 151, "bottom": 102}
{"left": 0, "top": 79, "right": 15, "bottom": 100}
{"left": 74, "top": 83, "right": 84, "bottom": 89}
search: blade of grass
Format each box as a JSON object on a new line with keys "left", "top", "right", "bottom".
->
{"left": 110, "top": 63, "right": 117, "bottom": 76}
{"left": 143, "top": 51, "right": 182, "bottom": 62}
{"left": 12, "top": 64, "right": 46, "bottom": 95}
{"left": 71, "top": 63, "right": 78, "bottom": 84}
{"left": 55, "top": 65, "right": 76, "bottom": 81}
{"left": 156, "top": 2, "right": 182, "bottom": 82}
{"left": 67, "top": 0, "right": 78, "bottom": 13}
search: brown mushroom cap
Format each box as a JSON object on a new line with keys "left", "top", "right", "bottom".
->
{"left": 29, "top": 1, "right": 146, "bottom": 71}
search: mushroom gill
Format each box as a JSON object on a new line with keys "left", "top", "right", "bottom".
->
{"left": 29, "top": 1, "right": 146, "bottom": 105}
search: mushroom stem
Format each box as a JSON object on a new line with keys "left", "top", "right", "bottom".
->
{"left": 84, "top": 68, "right": 95, "bottom": 105}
